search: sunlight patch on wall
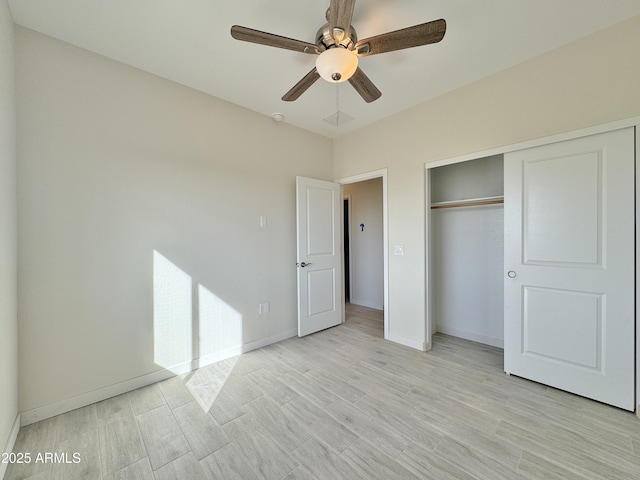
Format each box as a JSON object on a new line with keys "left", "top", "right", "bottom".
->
{"left": 182, "top": 285, "right": 243, "bottom": 412}
{"left": 153, "top": 251, "right": 193, "bottom": 373}
{"left": 198, "top": 284, "right": 243, "bottom": 359}
{"left": 152, "top": 250, "right": 244, "bottom": 412}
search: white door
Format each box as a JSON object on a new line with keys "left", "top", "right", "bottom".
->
{"left": 296, "top": 176, "right": 343, "bottom": 337}
{"left": 504, "top": 128, "right": 635, "bottom": 410}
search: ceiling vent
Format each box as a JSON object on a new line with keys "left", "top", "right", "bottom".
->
{"left": 323, "top": 111, "right": 354, "bottom": 126}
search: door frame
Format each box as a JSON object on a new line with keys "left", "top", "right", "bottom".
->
{"left": 336, "top": 169, "right": 389, "bottom": 340}
{"left": 425, "top": 115, "right": 640, "bottom": 414}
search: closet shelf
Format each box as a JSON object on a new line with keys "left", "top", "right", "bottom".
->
{"left": 430, "top": 195, "right": 504, "bottom": 210}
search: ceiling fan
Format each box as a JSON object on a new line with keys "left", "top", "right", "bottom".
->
{"left": 230, "top": 0, "right": 446, "bottom": 103}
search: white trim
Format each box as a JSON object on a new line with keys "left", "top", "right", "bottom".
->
{"left": 242, "top": 328, "right": 297, "bottom": 352}
{"left": 21, "top": 369, "right": 176, "bottom": 426}
{"left": 436, "top": 326, "right": 504, "bottom": 349}
{"left": 20, "top": 328, "right": 297, "bottom": 426}
{"left": 335, "top": 168, "right": 388, "bottom": 185}
{"left": 425, "top": 168, "right": 434, "bottom": 349}
{"left": 193, "top": 347, "right": 242, "bottom": 372}
{"left": 635, "top": 125, "right": 639, "bottom": 416}
{"left": 387, "top": 333, "right": 426, "bottom": 351}
{"left": 189, "top": 329, "right": 297, "bottom": 370}
{"left": 0, "top": 414, "right": 21, "bottom": 479}
{"left": 336, "top": 169, "right": 389, "bottom": 341}
{"left": 425, "top": 116, "right": 640, "bottom": 170}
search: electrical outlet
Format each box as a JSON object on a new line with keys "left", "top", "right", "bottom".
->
{"left": 259, "top": 302, "right": 270, "bottom": 314}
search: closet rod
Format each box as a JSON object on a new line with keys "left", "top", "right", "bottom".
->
{"left": 430, "top": 196, "right": 504, "bottom": 210}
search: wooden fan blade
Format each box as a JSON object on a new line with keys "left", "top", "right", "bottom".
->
{"left": 348, "top": 67, "right": 381, "bottom": 103}
{"left": 355, "top": 19, "right": 446, "bottom": 57}
{"left": 329, "top": 0, "right": 356, "bottom": 41}
{"left": 231, "top": 25, "right": 319, "bottom": 54}
{"left": 282, "top": 68, "right": 321, "bottom": 101}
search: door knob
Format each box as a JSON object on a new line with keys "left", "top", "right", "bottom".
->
{"left": 507, "top": 270, "right": 517, "bottom": 278}
{"left": 297, "top": 262, "right": 312, "bottom": 268}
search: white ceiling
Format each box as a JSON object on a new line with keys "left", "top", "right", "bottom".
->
{"left": 8, "top": 0, "right": 640, "bottom": 138}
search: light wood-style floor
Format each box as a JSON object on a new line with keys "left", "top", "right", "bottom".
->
{"left": 6, "top": 304, "right": 640, "bottom": 479}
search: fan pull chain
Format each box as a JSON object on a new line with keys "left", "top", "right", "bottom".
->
{"left": 335, "top": 83, "right": 340, "bottom": 126}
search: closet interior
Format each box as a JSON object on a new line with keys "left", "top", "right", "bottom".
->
{"left": 429, "top": 154, "right": 505, "bottom": 348}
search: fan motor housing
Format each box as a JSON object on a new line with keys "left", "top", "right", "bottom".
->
{"left": 316, "top": 23, "right": 357, "bottom": 51}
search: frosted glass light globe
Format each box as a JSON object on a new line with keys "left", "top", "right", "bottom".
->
{"left": 315, "top": 47, "right": 358, "bottom": 83}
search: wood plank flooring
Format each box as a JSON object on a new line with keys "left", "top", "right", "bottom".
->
{"left": 6, "top": 304, "right": 640, "bottom": 479}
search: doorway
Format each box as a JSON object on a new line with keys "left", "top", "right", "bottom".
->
{"left": 337, "top": 169, "right": 389, "bottom": 340}
{"left": 343, "top": 178, "right": 383, "bottom": 311}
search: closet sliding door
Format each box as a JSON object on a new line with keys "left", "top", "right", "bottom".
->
{"left": 504, "top": 128, "right": 635, "bottom": 410}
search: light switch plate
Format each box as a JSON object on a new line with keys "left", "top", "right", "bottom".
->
{"left": 394, "top": 245, "right": 405, "bottom": 256}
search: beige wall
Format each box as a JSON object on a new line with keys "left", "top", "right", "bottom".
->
{"left": 16, "top": 27, "right": 333, "bottom": 414}
{"left": 334, "top": 15, "right": 640, "bottom": 346}
{"left": 0, "top": 0, "right": 18, "bottom": 460}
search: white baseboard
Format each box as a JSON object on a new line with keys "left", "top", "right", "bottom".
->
{"left": 1, "top": 413, "right": 21, "bottom": 479}
{"left": 20, "top": 328, "right": 298, "bottom": 427}
{"left": 349, "top": 299, "right": 384, "bottom": 310}
{"left": 436, "top": 325, "right": 504, "bottom": 348}
{"left": 245, "top": 328, "right": 298, "bottom": 349}
{"left": 387, "top": 333, "right": 427, "bottom": 351}
{"left": 21, "top": 368, "right": 175, "bottom": 426}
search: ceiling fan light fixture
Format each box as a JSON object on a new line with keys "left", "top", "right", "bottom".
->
{"left": 315, "top": 47, "right": 358, "bottom": 83}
